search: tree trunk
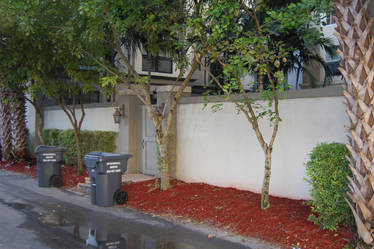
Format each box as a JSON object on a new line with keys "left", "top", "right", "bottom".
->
{"left": 32, "top": 100, "right": 46, "bottom": 145}
{"left": 37, "top": 109, "right": 45, "bottom": 145}
{"left": 261, "top": 147, "right": 272, "bottom": 209}
{"left": 24, "top": 95, "right": 46, "bottom": 145}
{"left": 158, "top": 137, "right": 170, "bottom": 191}
{"left": 147, "top": 52, "right": 172, "bottom": 190}
{"left": 12, "top": 91, "right": 28, "bottom": 160}
{"left": 74, "top": 128, "right": 83, "bottom": 175}
{"left": 110, "top": 25, "right": 199, "bottom": 191}
{"left": 295, "top": 67, "right": 301, "bottom": 90}
{"left": 57, "top": 94, "right": 85, "bottom": 175}
{"left": 334, "top": 0, "right": 374, "bottom": 246}
{"left": 0, "top": 87, "right": 12, "bottom": 161}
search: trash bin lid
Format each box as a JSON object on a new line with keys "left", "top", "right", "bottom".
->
{"left": 34, "top": 145, "right": 65, "bottom": 154}
{"left": 84, "top": 152, "right": 132, "bottom": 169}
{"left": 84, "top": 152, "right": 132, "bottom": 162}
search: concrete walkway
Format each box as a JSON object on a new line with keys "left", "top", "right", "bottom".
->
{"left": 123, "top": 173, "right": 155, "bottom": 183}
{"left": 79, "top": 173, "right": 156, "bottom": 194}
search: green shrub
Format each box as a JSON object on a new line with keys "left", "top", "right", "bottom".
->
{"left": 305, "top": 142, "right": 354, "bottom": 231}
{"left": 43, "top": 129, "right": 117, "bottom": 165}
{"left": 43, "top": 129, "right": 61, "bottom": 146}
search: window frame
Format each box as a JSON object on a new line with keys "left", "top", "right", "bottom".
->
{"left": 141, "top": 54, "right": 173, "bottom": 74}
{"left": 325, "top": 51, "right": 341, "bottom": 77}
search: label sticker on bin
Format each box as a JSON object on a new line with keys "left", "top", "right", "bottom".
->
{"left": 106, "top": 161, "right": 121, "bottom": 173}
{"left": 42, "top": 153, "right": 57, "bottom": 162}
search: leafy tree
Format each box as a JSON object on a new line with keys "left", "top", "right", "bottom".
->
{"left": 0, "top": 0, "right": 55, "bottom": 150}
{"left": 0, "top": 0, "right": 103, "bottom": 172}
{"left": 190, "top": 0, "right": 332, "bottom": 209}
{"left": 29, "top": 0, "right": 103, "bottom": 174}
{"left": 80, "top": 0, "right": 202, "bottom": 190}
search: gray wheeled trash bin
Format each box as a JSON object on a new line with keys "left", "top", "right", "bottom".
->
{"left": 35, "top": 145, "right": 65, "bottom": 188}
{"left": 86, "top": 225, "right": 127, "bottom": 249}
{"left": 84, "top": 152, "right": 132, "bottom": 207}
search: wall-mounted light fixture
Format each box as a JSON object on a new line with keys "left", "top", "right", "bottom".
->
{"left": 113, "top": 104, "right": 125, "bottom": 124}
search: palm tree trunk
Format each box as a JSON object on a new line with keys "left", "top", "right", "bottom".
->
{"left": 334, "top": 0, "right": 374, "bottom": 246}
{"left": 0, "top": 87, "right": 12, "bottom": 161}
{"left": 12, "top": 90, "right": 28, "bottom": 160}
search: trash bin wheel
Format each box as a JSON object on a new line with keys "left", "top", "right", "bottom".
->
{"left": 50, "top": 175, "right": 63, "bottom": 188}
{"left": 114, "top": 190, "right": 128, "bottom": 205}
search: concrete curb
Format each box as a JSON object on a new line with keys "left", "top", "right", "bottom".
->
{"left": 1, "top": 170, "right": 283, "bottom": 249}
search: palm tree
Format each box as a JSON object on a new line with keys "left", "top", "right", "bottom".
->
{"left": 281, "top": 35, "right": 337, "bottom": 89}
{"left": 0, "top": 86, "right": 13, "bottom": 161}
{"left": 236, "top": 2, "right": 336, "bottom": 91}
{"left": 12, "top": 89, "right": 28, "bottom": 160}
{"left": 334, "top": 0, "right": 374, "bottom": 247}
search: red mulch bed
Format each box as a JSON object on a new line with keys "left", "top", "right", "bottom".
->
{"left": 123, "top": 179, "right": 355, "bottom": 249}
{"left": 0, "top": 160, "right": 88, "bottom": 187}
{"left": 0, "top": 161, "right": 355, "bottom": 248}
{"left": 61, "top": 165, "right": 89, "bottom": 187}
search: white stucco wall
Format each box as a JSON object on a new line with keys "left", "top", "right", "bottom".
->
{"left": 176, "top": 95, "right": 348, "bottom": 200}
{"left": 44, "top": 106, "right": 119, "bottom": 132}
{"left": 25, "top": 99, "right": 36, "bottom": 142}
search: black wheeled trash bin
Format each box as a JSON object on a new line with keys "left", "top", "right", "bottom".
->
{"left": 84, "top": 152, "right": 132, "bottom": 207}
{"left": 35, "top": 145, "right": 65, "bottom": 188}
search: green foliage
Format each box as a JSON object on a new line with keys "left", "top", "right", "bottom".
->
{"left": 44, "top": 129, "right": 117, "bottom": 165}
{"left": 305, "top": 142, "right": 354, "bottom": 230}
{"left": 43, "top": 128, "right": 62, "bottom": 146}
{"left": 0, "top": 0, "right": 104, "bottom": 101}
{"left": 266, "top": 0, "right": 333, "bottom": 30}
{"left": 188, "top": 0, "right": 290, "bottom": 124}
{"left": 79, "top": 0, "right": 190, "bottom": 87}
{"left": 266, "top": 0, "right": 337, "bottom": 87}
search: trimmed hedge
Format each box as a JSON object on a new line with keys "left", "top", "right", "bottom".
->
{"left": 305, "top": 142, "right": 353, "bottom": 231}
{"left": 44, "top": 129, "right": 117, "bottom": 165}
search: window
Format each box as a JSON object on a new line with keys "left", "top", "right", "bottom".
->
{"left": 142, "top": 54, "right": 173, "bottom": 74}
{"left": 43, "top": 90, "right": 112, "bottom": 107}
{"left": 81, "top": 91, "right": 101, "bottom": 104}
{"left": 326, "top": 51, "right": 341, "bottom": 76}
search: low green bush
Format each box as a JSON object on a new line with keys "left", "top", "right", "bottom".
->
{"left": 44, "top": 129, "right": 117, "bottom": 165}
{"left": 305, "top": 142, "right": 353, "bottom": 231}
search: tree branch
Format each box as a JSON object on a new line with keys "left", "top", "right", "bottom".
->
{"left": 163, "top": 54, "right": 201, "bottom": 140}
{"left": 196, "top": 56, "right": 268, "bottom": 150}
{"left": 71, "top": 94, "right": 77, "bottom": 125}
{"left": 86, "top": 52, "right": 119, "bottom": 77}
{"left": 112, "top": 27, "right": 139, "bottom": 78}
{"left": 78, "top": 93, "right": 85, "bottom": 130}
{"left": 58, "top": 97, "right": 75, "bottom": 127}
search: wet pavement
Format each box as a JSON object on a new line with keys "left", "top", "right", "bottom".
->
{"left": 0, "top": 170, "right": 279, "bottom": 249}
